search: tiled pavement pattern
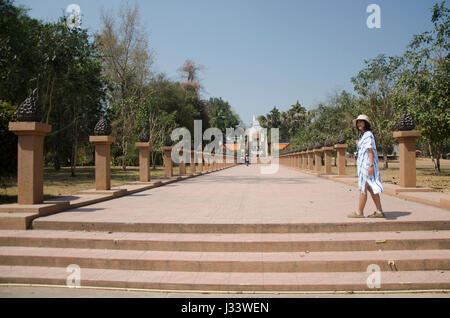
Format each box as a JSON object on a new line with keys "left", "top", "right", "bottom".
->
{"left": 0, "top": 164, "right": 449, "bottom": 292}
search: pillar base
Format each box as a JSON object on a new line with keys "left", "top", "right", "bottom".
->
{"left": 136, "top": 142, "right": 152, "bottom": 183}
{"left": 163, "top": 146, "right": 173, "bottom": 178}
{"left": 334, "top": 144, "right": 348, "bottom": 176}
{"left": 90, "top": 135, "right": 115, "bottom": 191}
{"left": 393, "top": 130, "right": 421, "bottom": 188}
{"left": 9, "top": 121, "right": 52, "bottom": 205}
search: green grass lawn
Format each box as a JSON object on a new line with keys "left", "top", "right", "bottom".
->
{"left": 0, "top": 165, "right": 180, "bottom": 204}
{"left": 331, "top": 158, "right": 450, "bottom": 193}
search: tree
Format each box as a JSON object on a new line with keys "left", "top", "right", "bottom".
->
{"left": 282, "top": 100, "right": 310, "bottom": 138}
{"left": 0, "top": 101, "right": 17, "bottom": 186}
{"left": 206, "top": 97, "right": 241, "bottom": 133}
{"left": 1, "top": 1, "right": 105, "bottom": 174}
{"left": 396, "top": 1, "right": 449, "bottom": 172}
{"left": 179, "top": 59, "right": 203, "bottom": 94}
{"left": 351, "top": 54, "right": 404, "bottom": 168}
{"left": 96, "top": 2, "right": 152, "bottom": 170}
{"left": 0, "top": 0, "right": 42, "bottom": 105}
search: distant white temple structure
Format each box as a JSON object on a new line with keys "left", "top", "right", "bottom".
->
{"left": 246, "top": 115, "right": 268, "bottom": 163}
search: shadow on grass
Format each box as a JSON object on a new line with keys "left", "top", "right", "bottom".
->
{"left": 0, "top": 194, "right": 58, "bottom": 205}
{"left": 0, "top": 166, "right": 171, "bottom": 204}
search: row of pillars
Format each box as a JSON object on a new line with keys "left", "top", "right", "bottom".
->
{"left": 279, "top": 144, "right": 348, "bottom": 176}
{"left": 280, "top": 130, "right": 422, "bottom": 188}
{"left": 8, "top": 121, "right": 237, "bottom": 205}
{"left": 161, "top": 146, "right": 237, "bottom": 179}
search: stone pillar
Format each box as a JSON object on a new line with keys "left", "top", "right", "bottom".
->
{"left": 135, "top": 142, "right": 152, "bottom": 182}
{"left": 179, "top": 149, "right": 186, "bottom": 176}
{"left": 163, "top": 146, "right": 173, "bottom": 178}
{"left": 197, "top": 152, "right": 203, "bottom": 173}
{"left": 314, "top": 149, "right": 322, "bottom": 173}
{"left": 322, "top": 147, "right": 333, "bottom": 174}
{"left": 335, "top": 144, "right": 348, "bottom": 176}
{"left": 89, "top": 135, "right": 115, "bottom": 191}
{"left": 393, "top": 130, "right": 421, "bottom": 187}
{"left": 308, "top": 150, "right": 314, "bottom": 170}
{"left": 9, "top": 122, "right": 51, "bottom": 204}
{"left": 205, "top": 155, "right": 210, "bottom": 172}
{"left": 190, "top": 150, "right": 196, "bottom": 175}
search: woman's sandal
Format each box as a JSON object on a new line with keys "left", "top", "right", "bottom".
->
{"left": 347, "top": 211, "right": 365, "bottom": 218}
{"left": 367, "top": 211, "right": 385, "bottom": 218}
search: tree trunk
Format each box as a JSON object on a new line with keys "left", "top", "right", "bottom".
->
{"left": 54, "top": 116, "right": 61, "bottom": 171}
{"left": 45, "top": 76, "right": 56, "bottom": 124}
{"left": 122, "top": 136, "right": 127, "bottom": 171}
{"left": 151, "top": 151, "right": 157, "bottom": 170}
{"left": 383, "top": 152, "right": 388, "bottom": 169}
{"left": 429, "top": 144, "right": 440, "bottom": 173}
{"left": 71, "top": 118, "right": 78, "bottom": 177}
{"left": 54, "top": 140, "right": 61, "bottom": 171}
{"left": 435, "top": 144, "right": 441, "bottom": 173}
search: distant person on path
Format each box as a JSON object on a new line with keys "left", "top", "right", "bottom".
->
{"left": 348, "top": 115, "right": 385, "bottom": 218}
{"left": 245, "top": 154, "right": 249, "bottom": 166}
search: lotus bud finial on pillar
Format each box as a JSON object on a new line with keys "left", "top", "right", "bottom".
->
{"left": 139, "top": 128, "right": 150, "bottom": 142}
{"left": 94, "top": 116, "right": 111, "bottom": 136}
{"left": 17, "top": 88, "right": 43, "bottom": 122}
{"left": 336, "top": 132, "right": 346, "bottom": 144}
{"left": 397, "top": 106, "right": 415, "bottom": 131}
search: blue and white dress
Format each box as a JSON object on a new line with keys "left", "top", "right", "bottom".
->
{"left": 356, "top": 131, "right": 384, "bottom": 195}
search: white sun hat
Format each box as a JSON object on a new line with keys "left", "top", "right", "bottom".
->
{"left": 352, "top": 114, "right": 372, "bottom": 127}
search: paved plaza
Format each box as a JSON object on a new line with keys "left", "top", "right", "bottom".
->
{"left": 31, "top": 164, "right": 450, "bottom": 226}
{"left": 0, "top": 164, "right": 449, "bottom": 294}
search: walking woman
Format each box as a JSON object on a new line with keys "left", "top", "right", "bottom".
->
{"left": 348, "top": 115, "right": 385, "bottom": 218}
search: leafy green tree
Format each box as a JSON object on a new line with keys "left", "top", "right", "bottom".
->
{"left": 0, "top": 0, "right": 42, "bottom": 105}
{"left": 396, "top": 1, "right": 449, "bottom": 172}
{"left": 206, "top": 97, "right": 241, "bottom": 133}
{"left": 0, "top": 101, "right": 17, "bottom": 184}
{"left": 1, "top": 1, "right": 105, "bottom": 175}
{"left": 96, "top": 2, "right": 152, "bottom": 170}
{"left": 351, "top": 54, "right": 404, "bottom": 168}
{"left": 281, "top": 101, "right": 310, "bottom": 138}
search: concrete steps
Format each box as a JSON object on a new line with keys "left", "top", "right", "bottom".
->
{"left": 1, "top": 219, "right": 450, "bottom": 291}
{"left": 0, "top": 230, "right": 449, "bottom": 252}
{"left": 31, "top": 219, "right": 450, "bottom": 233}
{"left": 0, "top": 246, "right": 449, "bottom": 273}
{"left": 0, "top": 266, "right": 449, "bottom": 292}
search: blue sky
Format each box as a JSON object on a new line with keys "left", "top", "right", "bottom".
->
{"left": 14, "top": 0, "right": 438, "bottom": 124}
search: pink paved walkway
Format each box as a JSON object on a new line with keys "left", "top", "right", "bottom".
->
{"left": 34, "top": 165, "right": 450, "bottom": 225}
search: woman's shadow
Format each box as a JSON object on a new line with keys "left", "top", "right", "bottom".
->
{"left": 382, "top": 211, "right": 411, "bottom": 220}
